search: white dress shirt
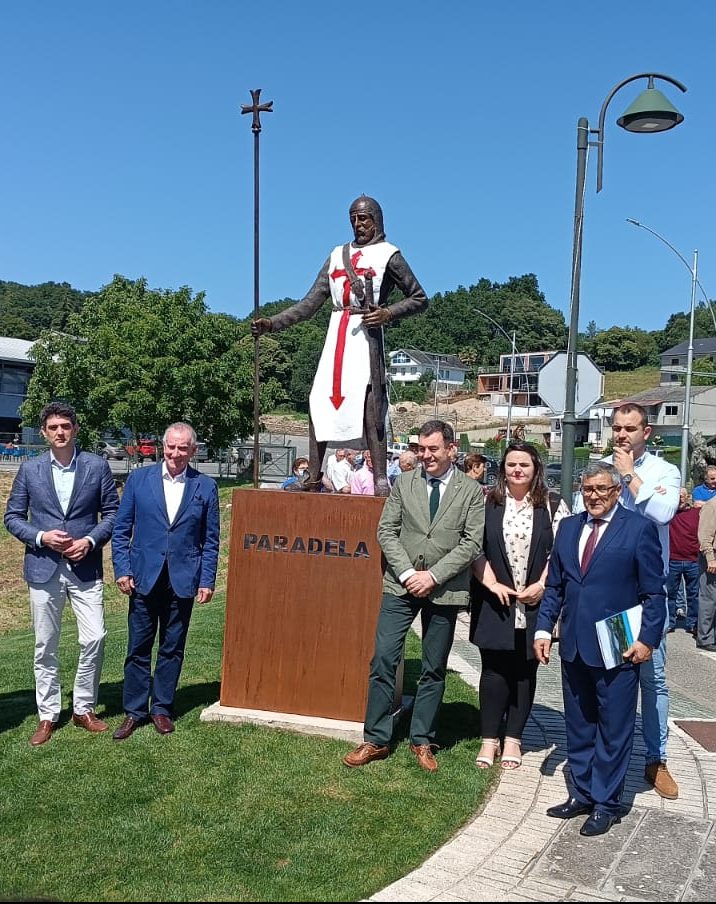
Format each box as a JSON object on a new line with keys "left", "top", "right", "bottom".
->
{"left": 162, "top": 461, "right": 187, "bottom": 524}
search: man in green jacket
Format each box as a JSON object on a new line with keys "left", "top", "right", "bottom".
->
{"left": 343, "top": 420, "right": 485, "bottom": 772}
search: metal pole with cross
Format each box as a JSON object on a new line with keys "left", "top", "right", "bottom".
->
{"left": 241, "top": 88, "right": 273, "bottom": 488}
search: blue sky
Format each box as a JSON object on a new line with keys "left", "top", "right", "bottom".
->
{"left": 1, "top": 1, "right": 714, "bottom": 335}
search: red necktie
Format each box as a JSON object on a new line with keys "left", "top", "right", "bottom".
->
{"left": 580, "top": 519, "right": 603, "bottom": 573}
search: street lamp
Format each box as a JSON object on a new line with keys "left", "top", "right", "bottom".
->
{"left": 562, "top": 73, "right": 687, "bottom": 504}
{"left": 626, "top": 218, "right": 705, "bottom": 481}
{"left": 475, "top": 309, "right": 518, "bottom": 440}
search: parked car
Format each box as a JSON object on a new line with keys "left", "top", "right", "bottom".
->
{"left": 483, "top": 456, "right": 499, "bottom": 486}
{"left": 388, "top": 442, "right": 410, "bottom": 456}
{"left": 96, "top": 440, "right": 128, "bottom": 460}
{"left": 544, "top": 461, "right": 584, "bottom": 489}
{"left": 125, "top": 438, "right": 159, "bottom": 462}
{"left": 193, "top": 441, "right": 209, "bottom": 462}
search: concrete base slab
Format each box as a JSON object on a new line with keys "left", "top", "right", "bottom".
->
{"left": 200, "top": 702, "right": 364, "bottom": 742}
{"left": 201, "top": 695, "right": 414, "bottom": 744}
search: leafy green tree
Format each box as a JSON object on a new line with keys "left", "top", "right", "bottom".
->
{"left": 659, "top": 302, "right": 715, "bottom": 351}
{"left": 22, "top": 276, "right": 283, "bottom": 449}
{"left": 589, "top": 327, "right": 658, "bottom": 371}
{"left": 0, "top": 280, "right": 94, "bottom": 339}
{"left": 692, "top": 356, "right": 716, "bottom": 386}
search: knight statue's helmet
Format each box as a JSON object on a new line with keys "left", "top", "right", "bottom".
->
{"left": 349, "top": 194, "right": 385, "bottom": 243}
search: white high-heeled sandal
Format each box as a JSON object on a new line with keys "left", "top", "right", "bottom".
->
{"left": 475, "top": 738, "right": 501, "bottom": 769}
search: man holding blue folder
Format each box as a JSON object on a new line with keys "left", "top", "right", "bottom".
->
{"left": 534, "top": 462, "right": 666, "bottom": 836}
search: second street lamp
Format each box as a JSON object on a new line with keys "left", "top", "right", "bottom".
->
{"left": 561, "top": 73, "right": 687, "bottom": 504}
{"left": 626, "top": 218, "right": 710, "bottom": 481}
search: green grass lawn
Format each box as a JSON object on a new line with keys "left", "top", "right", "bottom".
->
{"left": 0, "top": 596, "right": 495, "bottom": 902}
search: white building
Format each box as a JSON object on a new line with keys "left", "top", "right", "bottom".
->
{"left": 388, "top": 348, "right": 468, "bottom": 388}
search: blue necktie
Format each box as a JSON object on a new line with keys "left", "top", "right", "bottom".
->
{"left": 429, "top": 478, "right": 441, "bottom": 521}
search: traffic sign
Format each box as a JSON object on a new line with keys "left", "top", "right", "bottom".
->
{"left": 537, "top": 352, "right": 603, "bottom": 416}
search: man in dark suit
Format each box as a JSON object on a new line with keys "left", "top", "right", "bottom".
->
{"left": 111, "top": 422, "right": 220, "bottom": 739}
{"left": 534, "top": 462, "right": 666, "bottom": 836}
{"left": 4, "top": 401, "right": 119, "bottom": 746}
{"left": 342, "top": 420, "right": 484, "bottom": 772}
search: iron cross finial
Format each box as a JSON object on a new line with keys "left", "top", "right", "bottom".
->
{"left": 241, "top": 88, "right": 273, "bottom": 134}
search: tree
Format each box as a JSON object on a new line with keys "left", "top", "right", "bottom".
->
{"left": 0, "top": 280, "right": 94, "bottom": 339}
{"left": 589, "top": 326, "right": 658, "bottom": 371}
{"left": 692, "top": 356, "right": 716, "bottom": 386}
{"left": 22, "top": 276, "right": 284, "bottom": 449}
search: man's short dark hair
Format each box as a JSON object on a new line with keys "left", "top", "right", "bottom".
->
{"left": 612, "top": 403, "right": 648, "bottom": 428}
{"left": 418, "top": 419, "right": 454, "bottom": 445}
{"left": 40, "top": 401, "right": 78, "bottom": 427}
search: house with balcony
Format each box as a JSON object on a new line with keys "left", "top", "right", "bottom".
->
{"left": 387, "top": 349, "right": 467, "bottom": 388}
{"left": 0, "top": 336, "right": 35, "bottom": 439}
{"left": 660, "top": 338, "right": 716, "bottom": 384}
{"left": 477, "top": 350, "right": 558, "bottom": 417}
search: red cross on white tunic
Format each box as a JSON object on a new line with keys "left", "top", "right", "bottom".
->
{"left": 328, "top": 251, "right": 375, "bottom": 410}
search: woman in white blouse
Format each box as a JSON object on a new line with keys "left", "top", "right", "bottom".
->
{"left": 469, "top": 443, "right": 569, "bottom": 769}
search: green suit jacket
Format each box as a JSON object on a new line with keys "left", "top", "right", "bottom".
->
{"left": 378, "top": 466, "right": 485, "bottom": 606}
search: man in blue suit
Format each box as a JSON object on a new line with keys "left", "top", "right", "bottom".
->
{"left": 534, "top": 462, "right": 666, "bottom": 837}
{"left": 4, "top": 401, "right": 119, "bottom": 746}
{"left": 111, "top": 422, "right": 220, "bottom": 739}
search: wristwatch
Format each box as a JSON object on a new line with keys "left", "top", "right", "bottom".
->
{"left": 623, "top": 473, "right": 635, "bottom": 485}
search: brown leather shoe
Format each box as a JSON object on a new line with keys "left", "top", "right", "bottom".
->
{"left": 409, "top": 743, "right": 439, "bottom": 773}
{"left": 112, "top": 716, "right": 142, "bottom": 741}
{"left": 151, "top": 714, "right": 175, "bottom": 734}
{"left": 72, "top": 711, "right": 108, "bottom": 733}
{"left": 342, "top": 742, "right": 390, "bottom": 768}
{"left": 30, "top": 720, "right": 56, "bottom": 747}
{"left": 645, "top": 762, "right": 679, "bottom": 799}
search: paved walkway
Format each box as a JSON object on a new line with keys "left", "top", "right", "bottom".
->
{"left": 370, "top": 614, "right": 716, "bottom": 902}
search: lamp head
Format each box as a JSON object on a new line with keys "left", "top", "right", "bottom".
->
{"left": 617, "top": 78, "right": 684, "bottom": 133}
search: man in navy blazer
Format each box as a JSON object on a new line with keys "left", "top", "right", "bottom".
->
{"left": 534, "top": 462, "right": 665, "bottom": 837}
{"left": 4, "top": 401, "right": 119, "bottom": 746}
{"left": 111, "top": 422, "right": 220, "bottom": 739}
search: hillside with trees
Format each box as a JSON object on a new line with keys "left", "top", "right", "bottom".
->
{"left": 0, "top": 280, "right": 95, "bottom": 339}
{"left": 4, "top": 273, "right": 716, "bottom": 415}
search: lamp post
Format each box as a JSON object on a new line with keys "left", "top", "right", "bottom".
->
{"left": 475, "top": 309, "right": 519, "bottom": 441}
{"left": 626, "top": 219, "right": 703, "bottom": 481}
{"left": 562, "top": 73, "right": 687, "bottom": 504}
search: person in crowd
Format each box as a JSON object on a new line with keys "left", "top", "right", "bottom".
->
{"left": 111, "top": 422, "right": 220, "bottom": 740}
{"left": 388, "top": 449, "right": 418, "bottom": 485}
{"left": 464, "top": 452, "right": 490, "bottom": 495}
{"left": 534, "top": 462, "right": 666, "bottom": 837}
{"left": 573, "top": 402, "right": 680, "bottom": 800}
{"left": 325, "top": 448, "right": 353, "bottom": 493}
{"left": 4, "top": 401, "right": 119, "bottom": 746}
{"left": 469, "top": 442, "right": 569, "bottom": 770}
{"left": 282, "top": 456, "right": 309, "bottom": 490}
{"left": 350, "top": 449, "right": 375, "bottom": 495}
{"left": 342, "top": 420, "right": 484, "bottom": 772}
{"left": 251, "top": 195, "right": 428, "bottom": 496}
{"left": 666, "top": 488, "right": 700, "bottom": 634}
{"left": 696, "top": 496, "right": 716, "bottom": 652}
{"left": 692, "top": 465, "right": 716, "bottom": 507}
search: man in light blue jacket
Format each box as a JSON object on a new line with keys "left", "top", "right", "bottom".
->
{"left": 4, "top": 401, "right": 119, "bottom": 746}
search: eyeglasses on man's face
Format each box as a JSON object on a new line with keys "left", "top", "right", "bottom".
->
{"left": 580, "top": 484, "right": 618, "bottom": 497}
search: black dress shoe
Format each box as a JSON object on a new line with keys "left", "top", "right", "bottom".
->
{"left": 546, "top": 797, "right": 594, "bottom": 819}
{"left": 580, "top": 810, "right": 620, "bottom": 837}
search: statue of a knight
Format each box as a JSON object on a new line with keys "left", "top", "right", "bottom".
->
{"left": 251, "top": 195, "right": 428, "bottom": 496}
